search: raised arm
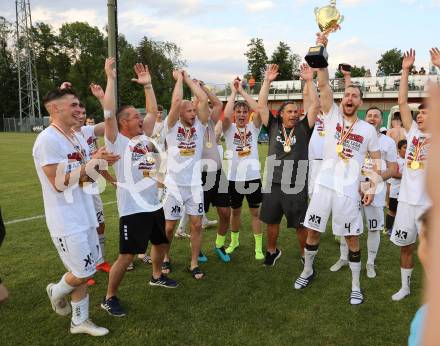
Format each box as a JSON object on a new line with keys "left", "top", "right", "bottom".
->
{"left": 132, "top": 63, "right": 157, "bottom": 136}
{"left": 300, "top": 63, "right": 320, "bottom": 128}
{"left": 340, "top": 65, "right": 352, "bottom": 89}
{"left": 90, "top": 83, "right": 105, "bottom": 109}
{"left": 431, "top": 47, "right": 440, "bottom": 69}
{"left": 237, "top": 82, "right": 261, "bottom": 128}
{"left": 257, "top": 64, "right": 279, "bottom": 127}
{"left": 200, "top": 81, "right": 223, "bottom": 123}
{"left": 315, "top": 34, "right": 334, "bottom": 114}
{"left": 183, "top": 71, "right": 209, "bottom": 125}
{"left": 398, "top": 49, "right": 415, "bottom": 132}
{"left": 167, "top": 70, "right": 183, "bottom": 129}
{"left": 103, "top": 57, "right": 118, "bottom": 143}
{"left": 222, "top": 80, "right": 238, "bottom": 132}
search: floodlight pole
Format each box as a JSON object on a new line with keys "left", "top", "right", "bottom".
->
{"left": 107, "top": 0, "right": 120, "bottom": 108}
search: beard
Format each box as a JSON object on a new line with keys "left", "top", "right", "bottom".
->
{"left": 342, "top": 104, "right": 358, "bottom": 117}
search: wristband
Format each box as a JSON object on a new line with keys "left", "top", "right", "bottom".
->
{"left": 144, "top": 83, "right": 152, "bottom": 89}
{"left": 104, "top": 110, "right": 112, "bottom": 119}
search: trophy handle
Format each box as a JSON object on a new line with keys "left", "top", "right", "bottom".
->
{"left": 314, "top": 7, "right": 319, "bottom": 16}
{"left": 338, "top": 15, "right": 344, "bottom": 25}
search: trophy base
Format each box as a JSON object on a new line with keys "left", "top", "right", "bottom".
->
{"left": 305, "top": 45, "right": 329, "bottom": 68}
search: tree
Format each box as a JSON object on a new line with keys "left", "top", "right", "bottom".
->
{"left": 335, "top": 65, "right": 367, "bottom": 78}
{"left": 377, "top": 48, "right": 403, "bottom": 76}
{"left": 269, "top": 42, "right": 301, "bottom": 81}
{"left": 244, "top": 38, "right": 268, "bottom": 82}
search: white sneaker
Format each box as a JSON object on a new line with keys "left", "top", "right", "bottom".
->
{"left": 175, "top": 228, "right": 190, "bottom": 239}
{"left": 366, "top": 263, "right": 376, "bottom": 278}
{"left": 202, "top": 219, "right": 218, "bottom": 229}
{"left": 392, "top": 288, "right": 410, "bottom": 301}
{"left": 70, "top": 319, "right": 109, "bottom": 336}
{"left": 46, "top": 283, "right": 71, "bottom": 316}
{"left": 330, "top": 259, "right": 349, "bottom": 272}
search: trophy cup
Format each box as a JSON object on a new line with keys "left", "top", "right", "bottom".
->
{"left": 305, "top": 0, "right": 344, "bottom": 68}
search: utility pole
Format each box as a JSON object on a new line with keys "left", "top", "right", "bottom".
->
{"left": 107, "top": 0, "right": 120, "bottom": 108}
{"left": 15, "top": 0, "right": 41, "bottom": 131}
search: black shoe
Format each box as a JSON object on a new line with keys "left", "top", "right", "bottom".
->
{"left": 101, "top": 296, "right": 126, "bottom": 317}
{"left": 264, "top": 248, "right": 282, "bottom": 266}
{"left": 149, "top": 275, "right": 179, "bottom": 288}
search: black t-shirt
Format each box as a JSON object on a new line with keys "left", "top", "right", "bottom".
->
{"left": 266, "top": 114, "right": 313, "bottom": 185}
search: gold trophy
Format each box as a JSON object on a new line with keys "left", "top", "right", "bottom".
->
{"left": 305, "top": 0, "right": 344, "bottom": 68}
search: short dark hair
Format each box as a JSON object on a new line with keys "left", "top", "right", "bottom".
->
{"left": 397, "top": 139, "right": 407, "bottom": 150}
{"left": 418, "top": 102, "right": 426, "bottom": 110}
{"left": 277, "top": 101, "right": 297, "bottom": 116}
{"left": 157, "top": 104, "right": 164, "bottom": 112}
{"left": 43, "top": 88, "right": 78, "bottom": 106}
{"left": 365, "top": 106, "right": 383, "bottom": 117}
{"left": 233, "top": 101, "right": 249, "bottom": 111}
{"left": 392, "top": 112, "right": 401, "bottom": 121}
{"left": 346, "top": 84, "right": 364, "bottom": 99}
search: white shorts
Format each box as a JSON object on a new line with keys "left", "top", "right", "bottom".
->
{"left": 163, "top": 185, "right": 204, "bottom": 220}
{"left": 92, "top": 194, "right": 104, "bottom": 224}
{"left": 304, "top": 185, "right": 363, "bottom": 236}
{"left": 391, "top": 201, "right": 429, "bottom": 247}
{"left": 51, "top": 228, "right": 102, "bottom": 278}
{"left": 362, "top": 205, "right": 384, "bottom": 232}
{"left": 308, "top": 159, "right": 322, "bottom": 198}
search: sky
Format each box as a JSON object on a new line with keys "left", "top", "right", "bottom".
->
{"left": 1, "top": 0, "right": 439, "bottom": 84}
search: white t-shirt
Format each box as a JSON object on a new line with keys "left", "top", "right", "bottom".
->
{"left": 105, "top": 133, "right": 161, "bottom": 217}
{"left": 224, "top": 122, "right": 261, "bottom": 182}
{"left": 80, "top": 125, "right": 98, "bottom": 154}
{"left": 164, "top": 117, "right": 206, "bottom": 187}
{"left": 309, "top": 114, "right": 326, "bottom": 160}
{"left": 389, "top": 156, "right": 405, "bottom": 199}
{"left": 32, "top": 126, "right": 98, "bottom": 237}
{"left": 361, "top": 133, "right": 397, "bottom": 207}
{"left": 316, "top": 103, "right": 380, "bottom": 200}
{"left": 398, "top": 121, "right": 431, "bottom": 206}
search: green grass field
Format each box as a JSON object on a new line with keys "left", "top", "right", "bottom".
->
{"left": 0, "top": 132, "right": 423, "bottom": 345}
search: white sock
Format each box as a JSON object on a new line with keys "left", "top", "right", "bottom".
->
{"left": 51, "top": 273, "right": 75, "bottom": 301}
{"left": 98, "top": 234, "right": 105, "bottom": 259}
{"left": 401, "top": 267, "right": 413, "bottom": 292}
{"left": 71, "top": 294, "right": 89, "bottom": 325}
{"left": 301, "top": 248, "right": 317, "bottom": 277}
{"left": 202, "top": 214, "right": 208, "bottom": 224}
{"left": 367, "top": 231, "right": 380, "bottom": 265}
{"left": 349, "top": 261, "right": 361, "bottom": 291}
{"left": 340, "top": 237, "right": 348, "bottom": 261}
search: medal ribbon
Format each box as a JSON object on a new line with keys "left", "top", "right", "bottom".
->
{"left": 51, "top": 123, "right": 85, "bottom": 162}
{"left": 282, "top": 125, "right": 295, "bottom": 147}
{"left": 412, "top": 137, "right": 427, "bottom": 163}
{"left": 337, "top": 118, "right": 357, "bottom": 148}
{"left": 236, "top": 125, "right": 248, "bottom": 148}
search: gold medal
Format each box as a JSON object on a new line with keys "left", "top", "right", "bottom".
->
{"left": 143, "top": 170, "right": 150, "bottom": 178}
{"left": 146, "top": 156, "right": 155, "bottom": 165}
{"left": 319, "top": 130, "right": 326, "bottom": 137}
{"left": 411, "top": 161, "right": 420, "bottom": 170}
{"left": 243, "top": 146, "right": 250, "bottom": 153}
{"left": 284, "top": 145, "right": 291, "bottom": 153}
{"left": 336, "top": 144, "right": 344, "bottom": 153}
{"left": 206, "top": 142, "right": 213, "bottom": 149}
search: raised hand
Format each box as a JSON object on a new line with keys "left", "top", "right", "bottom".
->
{"left": 182, "top": 70, "right": 190, "bottom": 80}
{"left": 90, "top": 83, "right": 104, "bottom": 100}
{"left": 60, "top": 81, "right": 72, "bottom": 90}
{"left": 264, "top": 64, "right": 279, "bottom": 83}
{"left": 339, "top": 64, "right": 351, "bottom": 77}
{"left": 131, "top": 63, "right": 152, "bottom": 86}
{"left": 300, "top": 63, "right": 314, "bottom": 81}
{"left": 172, "top": 69, "right": 183, "bottom": 81}
{"left": 231, "top": 78, "right": 240, "bottom": 93}
{"left": 92, "top": 146, "right": 120, "bottom": 166}
{"left": 105, "top": 57, "right": 116, "bottom": 80}
{"left": 402, "top": 49, "right": 415, "bottom": 71}
{"left": 430, "top": 47, "right": 440, "bottom": 68}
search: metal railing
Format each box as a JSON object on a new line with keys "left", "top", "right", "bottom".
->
{"left": 208, "top": 74, "right": 440, "bottom": 100}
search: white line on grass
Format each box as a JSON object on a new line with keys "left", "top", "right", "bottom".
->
{"left": 4, "top": 201, "right": 117, "bottom": 225}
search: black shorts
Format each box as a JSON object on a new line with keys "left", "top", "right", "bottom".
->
{"left": 228, "top": 179, "right": 262, "bottom": 209}
{"left": 260, "top": 183, "right": 308, "bottom": 229}
{"left": 202, "top": 170, "right": 230, "bottom": 212}
{"left": 119, "top": 209, "right": 168, "bottom": 254}
{"left": 389, "top": 198, "right": 399, "bottom": 213}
